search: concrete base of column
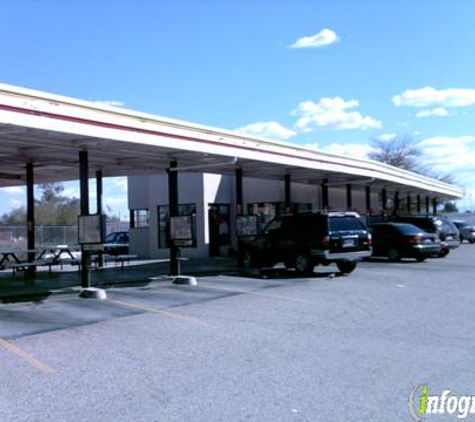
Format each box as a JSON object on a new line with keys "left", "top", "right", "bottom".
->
{"left": 79, "top": 287, "right": 107, "bottom": 300}
{"left": 172, "top": 275, "right": 198, "bottom": 286}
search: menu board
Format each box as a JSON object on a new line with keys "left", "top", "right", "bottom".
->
{"left": 170, "top": 215, "right": 193, "bottom": 246}
{"left": 78, "top": 214, "right": 106, "bottom": 244}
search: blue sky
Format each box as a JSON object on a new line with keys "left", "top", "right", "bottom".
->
{"left": 1, "top": 0, "right": 475, "bottom": 216}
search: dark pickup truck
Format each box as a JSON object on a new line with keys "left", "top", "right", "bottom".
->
{"left": 240, "top": 212, "right": 372, "bottom": 274}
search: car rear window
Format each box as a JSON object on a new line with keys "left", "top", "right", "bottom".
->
{"left": 397, "top": 218, "right": 435, "bottom": 232}
{"left": 394, "top": 224, "right": 425, "bottom": 234}
{"left": 329, "top": 216, "right": 366, "bottom": 231}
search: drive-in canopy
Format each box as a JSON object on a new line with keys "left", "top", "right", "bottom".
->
{"left": 0, "top": 82, "right": 463, "bottom": 200}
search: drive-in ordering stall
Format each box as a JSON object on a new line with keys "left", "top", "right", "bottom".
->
{"left": 0, "top": 82, "right": 464, "bottom": 296}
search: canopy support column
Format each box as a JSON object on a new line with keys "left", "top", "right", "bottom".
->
{"left": 284, "top": 174, "right": 291, "bottom": 214}
{"left": 79, "top": 150, "right": 90, "bottom": 289}
{"left": 382, "top": 188, "right": 387, "bottom": 214}
{"left": 168, "top": 160, "right": 179, "bottom": 276}
{"left": 365, "top": 186, "right": 371, "bottom": 216}
{"left": 394, "top": 191, "right": 400, "bottom": 215}
{"left": 235, "top": 168, "right": 243, "bottom": 216}
{"left": 321, "top": 179, "right": 329, "bottom": 210}
{"left": 346, "top": 184, "right": 352, "bottom": 211}
{"left": 26, "top": 162, "right": 35, "bottom": 277}
{"left": 96, "top": 170, "right": 104, "bottom": 268}
{"left": 432, "top": 198, "right": 438, "bottom": 215}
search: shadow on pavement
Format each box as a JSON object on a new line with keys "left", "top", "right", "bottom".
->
{"left": 236, "top": 267, "right": 346, "bottom": 279}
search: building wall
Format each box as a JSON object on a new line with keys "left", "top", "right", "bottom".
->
{"left": 128, "top": 173, "right": 379, "bottom": 259}
{"left": 129, "top": 173, "right": 207, "bottom": 259}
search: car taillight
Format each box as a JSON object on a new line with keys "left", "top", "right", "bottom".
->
{"left": 321, "top": 236, "right": 331, "bottom": 249}
{"left": 408, "top": 236, "right": 421, "bottom": 245}
{"left": 367, "top": 233, "right": 372, "bottom": 245}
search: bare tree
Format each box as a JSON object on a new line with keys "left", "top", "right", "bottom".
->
{"left": 368, "top": 135, "right": 423, "bottom": 172}
{"left": 369, "top": 135, "right": 455, "bottom": 183}
{"left": 369, "top": 135, "right": 457, "bottom": 215}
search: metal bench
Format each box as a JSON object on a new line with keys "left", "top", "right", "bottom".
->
{"left": 5, "top": 259, "right": 54, "bottom": 279}
{"left": 89, "top": 254, "right": 138, "bottom": 270}
{"left": 112, "top": 254, "right": 138, "bottom": 270}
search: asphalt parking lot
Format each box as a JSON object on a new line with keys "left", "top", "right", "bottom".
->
{"left": 1, "top": 245, "right": 475, "bottom": 422}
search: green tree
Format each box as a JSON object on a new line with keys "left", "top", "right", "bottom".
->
{"left": 0, "top": 183, "right": 80, "bottom": 225}
{"left": 34, "top": 183, "right": 80, "bottom": 225}
{"left": 0, "top": 205, "right": 27, "bottom": 225}
{"left": 0, "top": 182, "right": 123, "bottom": 225}
{"left": 443, "top": 202, "right": 458, "bottom": 213}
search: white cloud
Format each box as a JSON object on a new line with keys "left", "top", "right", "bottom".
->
{"left": 418, "top": 136, "right": 475, "bottom": 188}
{"left": 303, "top": 142, "right": 373, "bottom": 160}
{"left": 104, "top": 196, "right": 128, "bottom": 211}
{"left": 2, "top": 186, "right": 25, "bottom": 195}
{"left": 235, "top": 121, "right": 296, "bottom": 141}
{"left": 289, "top": 28, "right": 339, "bottom": 49}
{"left": 292, "top": 97, "right": 381, "bottom": 131}
{"left": 302, "top": 142, "right": 320, "bottom": 151}
{"left": 415, "top": 107, "right": 450, "bottom": 118}
{"left": 418, "top": 135, "right": 475, "bottom": 148}
{"left": 93, "top": 100, "right": 126, "bottom": 107}
{"left": 62, "top": 187, "right": 80, "bottom": 198}
{"left": 10, "top": 199, "right": 23, "bottom": 209}
{"left": 111, "top": 177, "right": 128, "bottom": 192}
{"left": 323, "top": 142, "right": 373, "bottom": 159}
{"left": 376, "top": 133, "right": 397, "bottom": 141}
{"left": 105, "top": 196, "right": 127, "bottom": 206}
{"left": 393, "top": 87, "right": 475, "bottom": 108}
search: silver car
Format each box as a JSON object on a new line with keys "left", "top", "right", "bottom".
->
{"left": 452, "top": 220, "right": 475, "bottom": 244}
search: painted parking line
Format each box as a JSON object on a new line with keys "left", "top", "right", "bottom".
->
{"left": 108, "top": 299, "right": 215, "bottom": 329}
{"left": 197, "top": 283, "right": 311, "bottom": 303}
{"left": 0, "top": 337, "right": 54, "bottom": 375}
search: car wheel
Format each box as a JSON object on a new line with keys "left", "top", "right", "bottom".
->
{"left": 387, "top": 248, "right": 401, "bottom": 262}
{"left": 336, "top": 260, "right": 357, "bottom": 274}
{"left": 469, "top": 239, "right": 475, "bottom": 244}
{"left": 437, "top": 249, "right": 450, "bottom": 258}
{"left": 294, "top": 252, "right": 313, "bottom": 274}
{"left": 416, "top": 256, "right": 426, "bottom": 263}
{"left": 284, "top": 259, "right": 294, "bottom": 270}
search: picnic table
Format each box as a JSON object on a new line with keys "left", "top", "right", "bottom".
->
{"left": 0, "top": 248, "right": 36, "bottom": 267}
{"left": 36, "top": 244, "right": 80, "bottom": 265}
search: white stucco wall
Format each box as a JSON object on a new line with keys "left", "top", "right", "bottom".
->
{"left": 128, "top": 173, "right": 380, "bottom": 259}
{"left": 129, "top": 173, "right": 207, "bottom": 259}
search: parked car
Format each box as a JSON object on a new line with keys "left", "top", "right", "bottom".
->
{"left": 240, "top": 212, "right": 372, "bottom": 275}
{"left": 104, "top": 231, "right": 129, "bottom": 255}
{"left": 452, "top": 220, "right": 475, "bottom": 244}
{"left": 370, "top": 223, "right": 441, "bottom": 262}
{"left": 390, "top": 216, "right": 459, "bottom": 257}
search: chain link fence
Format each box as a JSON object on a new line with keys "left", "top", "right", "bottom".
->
{"left": 0, "top": 223, "right": 130, "bottom": 248}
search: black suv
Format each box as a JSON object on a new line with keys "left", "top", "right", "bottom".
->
{"left": 390, "top": 216, "right": 459, "bottom": 257}
{"left": 240, "top": 212, "right": 372, "bottom": 274}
